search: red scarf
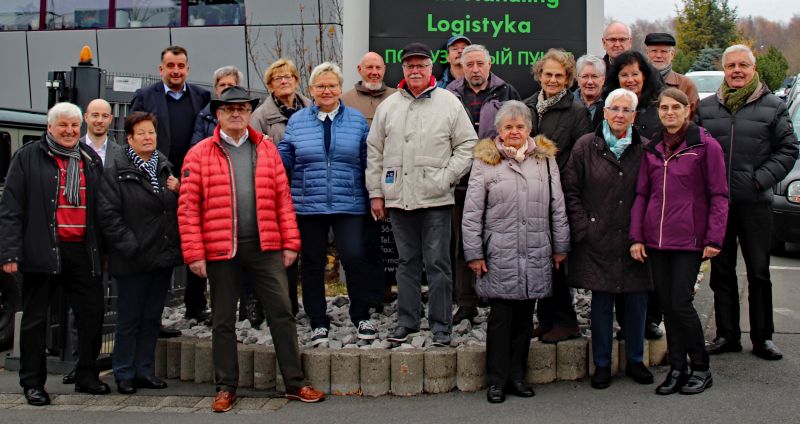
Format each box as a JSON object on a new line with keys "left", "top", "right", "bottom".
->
{"left": 662, "top": 122, "right": 689, "bottom": 158}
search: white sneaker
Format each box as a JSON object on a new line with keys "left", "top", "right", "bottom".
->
{"left": 310, "top": 327, "right": 329, "bottom": 346}
{"left": 356, "top": 320, "right": 377, "bottom": 340}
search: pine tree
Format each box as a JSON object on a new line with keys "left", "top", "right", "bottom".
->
{"left": 690, "top": 48, "right": 723, "bottom": 71}
{"left": 757, "top": 46, "right": 789, "bottom": 90}
{"left": 675, "top": 0, "right": 740, "bottom": 65}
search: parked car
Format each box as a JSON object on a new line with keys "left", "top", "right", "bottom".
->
{"left": 686, "top": 71, "right": 725, "bottom": 100}
{"left": 771, "top": 102, "right": 800, "bottom": 254}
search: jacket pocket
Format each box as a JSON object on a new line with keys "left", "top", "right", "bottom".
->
{"left": 416, "top": 166, "right": 449, "bottom": 203}
{"left": 382, "top": 167, "right": 402, "bottom": 202}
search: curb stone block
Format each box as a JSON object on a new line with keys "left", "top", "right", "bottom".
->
{"left": 456, "top": 345, "right": 486, "bottom": 392}
{"left": 194, "top": 341, "right": 213, "bottom": 383}
{"left": 302, "top": 348, "right": 331, "bottom": 394}
{"left": 166, "top": 337, "right": 184, "bottom": 379}
{"left": 423, "top": 347, "right": 457, "bottom": 394}
{"left": 237, "top": 344, "right": 257, "bottom": 388}
{"left": 647, "top": 337, "right": 668, "bottom": 366}
{"left": 180, "top": 338, "right": 198, "bottom": 381}
{"left": 391, "top": 349, "right": 424, "bottom": 396}
{"left": 556, "top": 337, "right": 588, "bottom": 381}
{"left": 154, "top": 338, "right": 168, "bottom": 378}
{"left": 253, "top": 345, "right": 276, "bottom": 390}
{"left": 360, "top": 349, "right": 391, "bottom": 397}
{"left": 587, "top": 338, "right": 619, "bottom": 376}
{"left": 527, "top": 341, "right": 557, "bottom": 384}
{"left": 331, "top": 349, "right": 361, "bottom": 395}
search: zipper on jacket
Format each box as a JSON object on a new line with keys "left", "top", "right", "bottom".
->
{"left": 50, "top": 153, "right": 61, "bottom": 274}
{"left": 219, "top": 144, "right": 239, "bottom": 258}
{"left": 657, "top": 144, "right": 699, "bottom": 247}
{"left": 727, "top": 121, "right": 735, "bottom": 199}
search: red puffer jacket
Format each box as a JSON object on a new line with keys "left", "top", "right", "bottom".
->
{"left": 178, "top": 126, "right": 300, "bottom": 264}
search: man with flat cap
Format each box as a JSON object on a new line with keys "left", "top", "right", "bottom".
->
{"left": 645, "top": 32, "right": 700, "bottom": 115}
{"left": 367, "top": 43, "right": 478, "bottom": 346}
{"left": 178, "top": 86, "right": 325, "bottom": 412}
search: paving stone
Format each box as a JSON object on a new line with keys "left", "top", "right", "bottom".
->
{"left": 527, "top": 341, "right": 557, "bottom": 384}
{"left": 157, "top": 396, "right": 204, "bottom": 408}
{"left": 11, "top": 404, "right": 51, "bottom": 410}
{"left": 47, "top": 404, "right": 85, "bottom": 411}
{"left": 193, "top": 396, "right": 216, "bottom": 409}
{"left": 194, "top": 341, "right": 213, "bottom": 383}
{"left": 235, "top": 408, "right": 268, "bottom": 415}
{"left": 588, "top": 338, "right": 619, "bottom": 376}
{"left": 360, "top": 348, "right": 391, "bottom": 397}
{"left": 391, "top": 349, "right": 424, "bottom": 396}
{"left": 180, "top": 338, "right": 198, "bottom": 381}
{"left": 122, "top": 395, "right": 164, "bottom": 407}
{"left": 234, "top": 397, "right": 268, "bottom": 410}
{"left": 155, "top": 338, "right": 168, "bottom": 378}
{"left": 556, "top": 337, "right": 588, "bottom": 381}
{"left": 84, "top": 395, "right": 130, "bottom": 406}
{"left": 51, "top": 394, "right": 92, "bottom": 405}
{"left": 253, "top": 345, "right": 277, "bottom": 390}
{"left": 330, "top": 348, "right": 361, "bottom": 396}
{"left": 119, "top": 405, "right": 159, "bottom": 413}
{"left": 83, "top": 405, "right": 124, "bottom": 412}
{"left": 0, "top": 404, "right": 14, "bottom": 410}
{"left": 237, "top": 344, "right": 256, "bottom": 388}
{"left": 456, "top": 345, "right": 486, "bottom": 392}
{"left": 157, "top": 406, "right": 197, "bottom": 414}
{"left": 302, "top": 348, "right": 331, "bottom": 394}
{"left": 262, "top": 397, "right": 289, "bottom": 411}
{"left": 648, "top": 336, "right": 668, "bottom": 366}
{"left": 423, "top": 347, "right": 456, "bottom": 394}
{"left": 0, "top": 394, "right": 25, "bottom": 404}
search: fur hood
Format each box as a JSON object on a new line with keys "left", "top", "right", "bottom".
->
{"left": 474, "top": 135, "right": 558, "bottom": 165}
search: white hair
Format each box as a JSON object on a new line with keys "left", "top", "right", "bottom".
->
{"left": 461, "top": 44, "right": 491, "bottom": 66}
{"left": 604, "top": 88, "right": 639, "bottom": 110}
{"left": 494, "top": 100, "right": 532, "bottom": 130}
{"left": 309, "top": 62, "right": 344, "bottom": 87}
{"left": 576, "top": 54, "right": 606, "bottom": 78}
{"left": 603, "top": 21, "right": 632, "bottom": 38}
{"left": 213, "top": 65, "right": 244, "bottom": 87}
{"left": 722, "top": 44, "right": 756, "bottom": 66}
{"left": 48, "top": 102, "right": 82, "bottom": 125}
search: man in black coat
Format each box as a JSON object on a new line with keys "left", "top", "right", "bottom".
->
{"left": 697, "top": 44, "right": 798, "bottom": 361}
{"left": 0, "top": 102, "right": 110, "bottom": 405}
{"left": 131, "top": 45, "right": 211, "bottom": 323}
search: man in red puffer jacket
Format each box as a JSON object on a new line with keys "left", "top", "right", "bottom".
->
{"left": 178, "top": 86, "right": 324, "bottom": 412}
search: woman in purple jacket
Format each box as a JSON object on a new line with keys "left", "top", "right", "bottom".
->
{"left": 630, "top": 88, "right": 729, "bottom": 396}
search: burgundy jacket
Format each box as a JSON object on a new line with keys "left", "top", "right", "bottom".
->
{"left": 629, "top": 123, "right": 729, "bottom": 252}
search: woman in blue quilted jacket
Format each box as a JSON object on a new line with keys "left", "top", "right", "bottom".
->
{"left": 278, "top": 62, "right": 375, "bottom": 345}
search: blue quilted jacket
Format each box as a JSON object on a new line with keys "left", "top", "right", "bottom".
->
{"left": 278, "top": 102, "right": 370, "bottom": 215}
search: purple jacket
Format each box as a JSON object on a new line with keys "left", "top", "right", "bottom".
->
{"left": 629, "top": 124, "right": 729, "bottom": 251}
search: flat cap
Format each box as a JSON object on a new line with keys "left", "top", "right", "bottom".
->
{"left": 644, "top": 32, "right": 676, "bottom": 46}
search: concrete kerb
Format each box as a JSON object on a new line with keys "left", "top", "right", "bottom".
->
{"left": 237, "top": 344, "right": 258, "bottom": 388}
{"left": 253, "top": 345, "right": 277, "bottom": 391}
{"left": 180, "top": 338, "right": 198, "bottom": 381}
{"left": 456, "top": 345, "right": 486, "bottom": 392}
{"left": 302, "top": 348, "right": 331, "bottom": 394}
{"left": 359, "top": 349, "right": 391, "bottom": 397}
{"left": 194, "top": 341, "right": 213, "bottom": 384}
{"left": 423, "top": 347, "right": 457, "bottom": 394}
{"left": 527, "top": 341, "right": 556, "bottom": 384}
{"left": 556, "top": 337, "right": 588, "bottom": 380}
{"left": 390, "top": 349, "right": 424, "bottom": 396}
{"left": 166, "top": 337, "right": 185, "bottom": 379}
{"left": 154, "top": 338, "right": 167, "bottom": 378}
{"left": 330, "top": 348, "right": 361, "bottom": 395}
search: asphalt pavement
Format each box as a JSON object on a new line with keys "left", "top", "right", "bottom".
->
{"left": 2, "top": 245, "right": 799, "bottom": 424}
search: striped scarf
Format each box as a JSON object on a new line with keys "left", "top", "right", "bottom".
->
{"left": 126, "top": 146, "right": 161, "bottom": 193}
{"left": 46, "top": 133, "right": 82, "bottom": 206}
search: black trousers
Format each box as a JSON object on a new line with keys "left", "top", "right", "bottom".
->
{"left": 536, "top": 267, "right": 577, "bottom": 328}
{"left": 207, "top": 241, "right": 304, "bottom": 392}
{"left": 650, "top": 250, "right": 709, "bottom": 371}
{"left": 363, "top": 214, "right": 387, "bottom": 307}
{"left": 184, "top": 271, "right": 208, "bottom": 317}
{"left": 710, "top": 202, "right": 774, "bottom": 344}
{"left": 452, "top": 200, "right": 477, "bottom": 308}
{"left": 20, "top": 242, "right": 104, "bottom": 388}
{"left": 486, "top": 298, "right": 535, "bottom": 387}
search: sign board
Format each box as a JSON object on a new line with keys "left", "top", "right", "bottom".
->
{"left": 112, "top": 76, "right": 143, "bottom": 92}
{"left": 369, "top": 0, "right": 587, "bottom": 98}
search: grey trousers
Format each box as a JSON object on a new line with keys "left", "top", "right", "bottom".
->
{"left": 389, "top": 207, "right": 453, "bottom": 334}
{"left": 207, "top": 241, "right": 305, "bottom": 393}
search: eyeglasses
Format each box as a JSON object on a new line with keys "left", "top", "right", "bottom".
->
{"left": 219, "top": 105, "right": 252, "bottom": 114}
{"left": 605, "top": 106, "right": 635, "bottom": 115}
{"left": 313, "top": 84, "right": 340, "bottom": 93}
{"left": 723, "top": 62, "right": 753, "bottom": 71}
{"left": 604, "top": 37, "right": 630, "bottom": 44}
{"left": 402, "top": 63, "right": 432, "bottom": 71}
{"left": 272, "top": 74, "right": 295, "bottom": 82}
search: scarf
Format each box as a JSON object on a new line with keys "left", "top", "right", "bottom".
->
{"left": 126, "top": 145, "right": 161, "bottom": 193}
{"left": 274, "top": 93, "right": 302, "bottom": 120}
{"left": 535, "top": 88, "right": 569, "bottom": 124}
{"left": 721, "top": 72, "right": 760, "bottom": 114}
{"left": 46, "top": 133, "right": 82, "bottom": 206}
{"left": 662, "top": 122, "right": 689, "bottom": 158}
{"left": 602, "top": 121, "right": 633, "bottom": 159}
{"left": 499, "top": 139, "right": 530, "bottom": 163}
{"left": 658, "top": 63, "right": 672, "bottom": 80}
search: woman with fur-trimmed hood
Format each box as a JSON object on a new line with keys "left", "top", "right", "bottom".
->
{"left": 462, "top": 100, "right": 570, "bottom": 404}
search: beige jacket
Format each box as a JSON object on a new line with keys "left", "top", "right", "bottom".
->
{"left": 366, "top": 85, "right": 478, "bottom": 210}
{"left": 250, "top": 93, "right": 311, "bottom": 144}
{"left": 341, "top": 82, "right": 396, "bottom": 126}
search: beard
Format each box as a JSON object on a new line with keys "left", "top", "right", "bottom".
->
{"left": 468, "top": 77, "right": 486, "bottom": 88}
{"left": 363, "top": 81, "right": 383, "bottom": 91}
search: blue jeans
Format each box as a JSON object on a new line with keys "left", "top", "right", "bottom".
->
{"left": 112, "top": 268, "right": 171, "bottom": 380}
{"left": 389, "top": 207, "right": 453, "bottom": 334}
{"left": 591, "top": 290, "right": 647, "bottom": 367}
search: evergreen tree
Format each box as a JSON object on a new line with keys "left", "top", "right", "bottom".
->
{"left": 757, "top": 46, "right": 789, "bottom": 90}
{"left": 675, "top": 0, "right": 740, "bottom": 65}
{"left": 690, "top": 48, "right": 723, "bottom": 71}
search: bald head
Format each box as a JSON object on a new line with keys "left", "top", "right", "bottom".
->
{"left": 357, "top": 52, "right": 387, "bottom": 91}
{"left": 84, "top": 98, "right": 113, "bottom": 140}
{"left": 602, "top": 22, "right": 632, "bottom": 60}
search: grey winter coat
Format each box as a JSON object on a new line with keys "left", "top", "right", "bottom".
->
{"left": 250, "top": 93, "right": 311, "bottom": 144}
{"left": 462, "top": 136, "right": 570, "bottom": 300}
{"left": 561, "top": 127, "right": 652, "bottom": 293}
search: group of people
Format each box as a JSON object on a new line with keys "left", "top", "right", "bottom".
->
{"left": 0, "top": 19, "right": 796, "bottom": 411}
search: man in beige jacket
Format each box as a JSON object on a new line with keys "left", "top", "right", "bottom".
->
{"left": 341, "top": 52, "right": 397, "bottom": 126}
{"left": 366, "top": 42, "right": 477, "bottom": 346}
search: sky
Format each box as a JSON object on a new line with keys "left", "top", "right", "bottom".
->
{"left": 605, "top": 0, "right": 799, "bottom": 24}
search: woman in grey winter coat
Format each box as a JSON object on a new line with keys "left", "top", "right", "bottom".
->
{"left": 462, "top": 100, "right": 570, "bottom": 404}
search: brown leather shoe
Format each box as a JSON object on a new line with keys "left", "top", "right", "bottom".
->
{"left": 541, "top": 325, "right": 581, "bottom": 344}
{"left": 286, "top": 385, "right": 326, "bottom": 403}
{"left": 532, "top": 324, "right": 552, "bottom": 339}
{"left": 212, "top": 390, "right": 236, "bottom": 413}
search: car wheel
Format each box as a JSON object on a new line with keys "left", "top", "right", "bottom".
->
{"left": 0, "top": 272, "right": 20, "bottom": 350}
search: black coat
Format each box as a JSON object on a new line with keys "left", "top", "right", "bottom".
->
{"left": 561, "top": 127, "right": 652, "bottom": 294}
{"left": 697, "top": 84, "right": 799, "bottom": 203}
{"left": 98, "top": 146, "right": 183, "bottom": 276}
{"left": 190, "top": 103, "right": 216, "bottom": 147}
{"left": 524, "top": 91, "right": 594, "bottom": 169}
{"left": 633, "top": 102, "right": 664, "bottom": 140}
{"left": 0, "top": 136, "right": 104, "bottom": 276}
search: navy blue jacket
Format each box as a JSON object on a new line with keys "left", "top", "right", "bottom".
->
{"left": 278, "top": 102, "right": 369, "bottom": 215}
{"left": 190, "top": 103, "right": 216, "bottom": 146}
